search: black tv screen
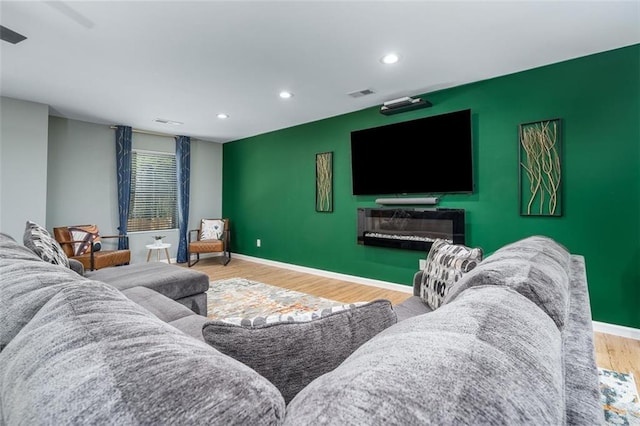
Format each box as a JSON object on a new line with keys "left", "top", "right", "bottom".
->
{"left": 350, "top": 109, "right": 473, "bottom": 195}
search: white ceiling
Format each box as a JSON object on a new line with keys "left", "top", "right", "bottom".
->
{"left": 1, "top": 1, "right": 638, "bottom": 143}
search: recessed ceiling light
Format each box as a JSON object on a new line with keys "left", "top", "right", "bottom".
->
{"left": 217, "top": 113, "right": 229, "bottom": 119}
{"left": 279, "top": 91, "right": 293, "bottom": 99}
{"left": 381, "top": 53, "right": 399, "bottom": 64}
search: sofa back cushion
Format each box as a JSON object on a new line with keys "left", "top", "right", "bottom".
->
{"left": 0, "top": 281, "right": 285, "bottom": 424}
{"left": 285, "top": 286, "right": 564, "bottom": 425}
{"left": 202, "top": 300, "right": 397, "bottom": 404}
{"left": 443, "top": 235, "right": 571, "bottom": 329}
{"left": 1, "top": 235, "right": 87, "bottom": 351}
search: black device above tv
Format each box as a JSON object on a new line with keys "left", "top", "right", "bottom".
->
{"left": 350, "top": 109, "right": 473, "bottom": 195}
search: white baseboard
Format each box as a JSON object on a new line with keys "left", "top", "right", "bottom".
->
{"left": 232, "top": 253, "right": 413, "bottom": 294}
{"left": 592, "top": 321, "right": 640, "bottom": 340}
{"left": 233, "top": 253, "right": 639, "bottom": 339}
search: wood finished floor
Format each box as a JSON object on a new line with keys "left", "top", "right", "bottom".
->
{"left": 190, "top": 256, "right": 640, "bottom": 393}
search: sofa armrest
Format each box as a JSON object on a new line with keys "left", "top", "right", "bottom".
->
{"left": 68, "top": 259, "right": 85, "bottom": 276}
{"left": 413, "top": 270, "right": 424, "bottom": 297}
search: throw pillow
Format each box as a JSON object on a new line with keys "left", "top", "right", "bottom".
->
{"left": 420, "top": 239, "right": 483, "bottom": 310}
{"left": 202, "top": 299, "right": 397, "bottom": 403}
{"left": 23, "top": 221, "right": 70, "bottom": 268}
{"left": 200, "top": 219, "right": 224, "bottom": 240}
{"left": 69, "top": 225, "right": 102, "bottom": 256}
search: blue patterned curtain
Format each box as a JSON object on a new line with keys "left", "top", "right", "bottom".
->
{"left": 176, "top": 136, "right": 191, "bottom": 263}
{"left": 115, "top": 126, "right": 132, "bottom": 250}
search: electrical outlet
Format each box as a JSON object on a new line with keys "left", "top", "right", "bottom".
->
{"left": 256, "top": 239, "right": 261, "bottom": 248}
{"left": 419, "top": 259, "right": 427, "bottom": 270}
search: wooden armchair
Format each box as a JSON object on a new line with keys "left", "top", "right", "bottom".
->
{"left": 188, "top": 218, "right": 230, "bottom": 267}
{"left": 53, "top": 225, "right": 130, "bottom": 271}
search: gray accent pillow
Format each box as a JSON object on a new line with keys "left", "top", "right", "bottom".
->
{"left": 23, "top": 220, "right": 70, "bottom": 268}
{"left": 202, "top": 300, "right": 397, "bottom": 403}
{"left": 0, "top": 281, "right": 285, "bottom": 424}
{"left": 420, "top": 238, "right": 483, "bottom": 309}
{"left": 443, "top": 235, "right": 570, "bottom": 329}
{"left": 285, "top": 286, "right": 564, "bottom": 425}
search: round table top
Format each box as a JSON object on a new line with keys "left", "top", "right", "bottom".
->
{"left": 146, "top": 243, "right": 171, "bottom": 249}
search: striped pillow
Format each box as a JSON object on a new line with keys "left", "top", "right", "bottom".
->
{"left": 23, "top": 221, "right": 70, "bottom": 268}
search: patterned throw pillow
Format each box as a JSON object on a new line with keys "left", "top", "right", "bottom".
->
{"left": 23, "top": 221, "right": 70, "bottom": 268}
{"left": 202, "top": 300, "right": 397, "bottom": 403}
{"left": 200, "top": 219, "right": 224, "bottom": 240}
{"left": 420, "top": 239, "right": 483, "bottom": 310}
{"left": 69, "top": 225, "right": 102, "bottom": 256}
{"left": 220, "top": 302, "right": 368, "bottom": 327}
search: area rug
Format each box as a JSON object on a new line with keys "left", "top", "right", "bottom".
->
{"left": 600, "top": 368, "right": 640, "bottom": 425}
{"left": 206, "top": 277, "right": 343, "bottom": 320}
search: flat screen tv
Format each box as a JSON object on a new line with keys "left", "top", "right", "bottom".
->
{"left": 350, "top": 109, "right": 473, "bottom": 195}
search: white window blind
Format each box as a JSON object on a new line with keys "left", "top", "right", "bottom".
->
{"left": 128, "top": 150, "right": 177, "bottom": 232}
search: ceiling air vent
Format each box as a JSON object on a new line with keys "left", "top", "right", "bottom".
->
{"left": 347, "top": 89, "right": 375, "bottom": 98}
{"left": 154, "top": 118, "right": 183, "bottom": 126}
{"left": 0, "top": 26, "right": 27, "bottom": 44}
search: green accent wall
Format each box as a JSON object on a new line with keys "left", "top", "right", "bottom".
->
{"left": 223, "top": 44, "right": 640, "bottom": 329}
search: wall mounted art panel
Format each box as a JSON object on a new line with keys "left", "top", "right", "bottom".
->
{"left": 316, "top": 152, "right": 333, "bottom": 213}
{"left": 519, "top": 118, "right": 562, "bottom": 216}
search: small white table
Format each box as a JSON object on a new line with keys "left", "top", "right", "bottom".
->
{"left": 145, "top": 243, "right": 171, "bottom": 263}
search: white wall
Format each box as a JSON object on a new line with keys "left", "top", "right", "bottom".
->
{"left": 0, "top": 97, "right": 49, "bottom": 240}
{"left": 47, "top": 116, "right": 223, "bottom": 264}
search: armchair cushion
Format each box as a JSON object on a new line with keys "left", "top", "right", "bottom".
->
{"left": 189, "top": 239, "right": 224, "bottom": 254}
{"left": 201, "top": 219, "right": 224, "bottom": 240}
{"left": 23, "top": 221, "right": 70, "bottom": 268}
{"left": 73, "top": 250, "right": 130, "bottom": 271}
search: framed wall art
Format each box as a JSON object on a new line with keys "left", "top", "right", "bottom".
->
{"left": 315, "top": 151, "right": 333, "bottom": 213}
{"left": 518, "top": 118, "right": 562, "bottom": 217}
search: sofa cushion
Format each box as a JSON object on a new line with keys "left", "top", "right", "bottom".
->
{"left": 285, "top": 286, "right": 564, "bottom": 425}
{"left": 0, "top": 239, "right": 88, "bottom": 351}
{"left": 420, "top": 238, "right": 483, "bottom": 309}
{"left": 1, "top": 232, "right": 43, "bottom": 262}
{"left": 202, "top": 300, "right": 397, "bottom": 403}
{"left": 443, "top": 235, "right": 570, "bottom": 329}
{"left": 169, "top": 314, "right": 208, "bottom": 341}
{"left": 120, "top": 286, "right": 196, "bottom": 323}
{"left": 0, "top": 281, "right": 285, "bottom": 424}
{"left": 393, "top": 295, "right": 432, "bottom": 322}
{"left": 86, "top": 261, "right": 209, "bottom": 300}
{"left": 23, "top": 220, "right": 70, "bottom": 268}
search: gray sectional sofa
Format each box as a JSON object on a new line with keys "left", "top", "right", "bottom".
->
{"left": 0, "top": 232, "right": 603, "bottom": 424}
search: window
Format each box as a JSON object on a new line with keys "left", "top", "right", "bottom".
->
{"left": 128, "top": 150, "right": 177, "bottom": 232}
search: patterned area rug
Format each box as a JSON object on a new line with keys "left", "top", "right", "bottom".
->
{"left": 206, "top": 277, "right": 343, "bottom": 320}
{"left": 600, "top": 368, "right": 640, "bottom": 425}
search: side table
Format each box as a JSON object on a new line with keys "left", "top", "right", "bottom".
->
{"left": 146, "top": 243, "right": 172, "bottom": 263}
